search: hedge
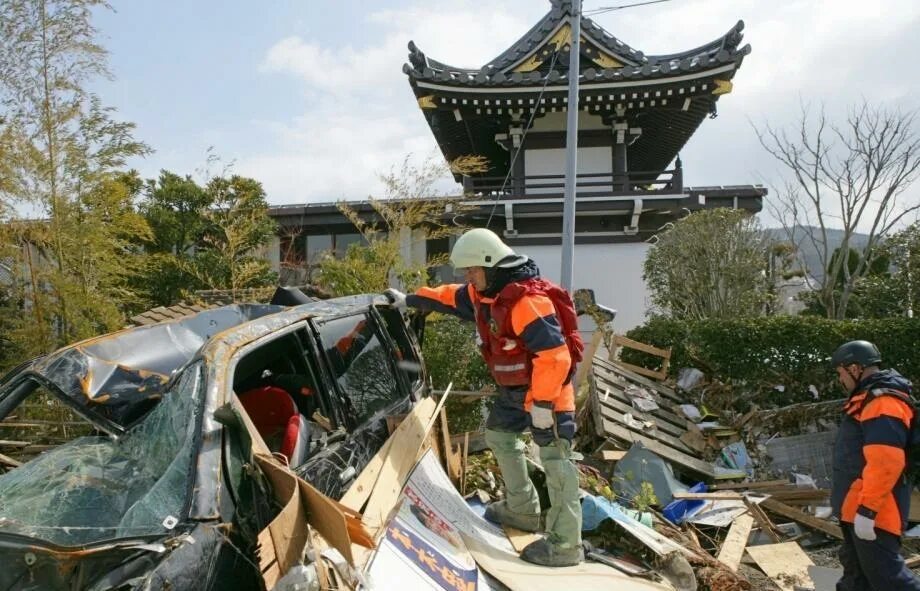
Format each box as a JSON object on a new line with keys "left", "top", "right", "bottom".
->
{"left": 422, "top": 314, "right": 492, "bottom": 433}
{"left": 623, "top": 316, "right": 920, "bottom": 406}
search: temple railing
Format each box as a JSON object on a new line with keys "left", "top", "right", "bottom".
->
{"left": 461, "top": 167, "right": 683, "bottom": 198}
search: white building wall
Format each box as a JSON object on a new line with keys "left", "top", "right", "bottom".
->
{"left": 524, "top": 146, "right": 612, "bottom": 195}
{"left": 519, "top": 242, "right": 652, "bottom": 331}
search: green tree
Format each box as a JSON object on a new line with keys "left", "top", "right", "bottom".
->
{"left": 137, "top": 170, "right": 211, "bottom": 306}
{"left": 190, "top": 175, "right": 277, "bottom": 293}
{"left": 800, "top": 246, "right": 890, "bottom": 317}
{"left": 313, "top": 155, "right": 484, "bottom": 296}
{"left": 644, "top": 208, "right": 770, "bottom": 320}
{"left": 848, "top": 223, "right": 920, "bottom": 318}
{"left": 0, "top": 0, "right": 150, "bottom": 354}
{"left": 758, "top": 101, "right": 920, "bottom": 319}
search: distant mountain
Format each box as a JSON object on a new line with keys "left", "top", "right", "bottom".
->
{"left": 765, "top": 226, "right": 871, "bottom": 281}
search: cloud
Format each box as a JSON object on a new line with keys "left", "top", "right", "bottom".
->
{"left": 244, "top": 0, "right": 920, "bottom": 218}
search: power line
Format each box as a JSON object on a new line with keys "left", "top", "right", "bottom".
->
{"left": 485, "top": 47, "right": 561, "bottom": 226}
{"left": 584, "top": 0, "right": 674, "bottom": 16}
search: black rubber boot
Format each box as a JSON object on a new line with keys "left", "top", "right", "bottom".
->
{"left": 520, "top": 537, "right": 584, "bottom": 567}
{"left": 483, "top": 500, "right": 542, "bottom": 532}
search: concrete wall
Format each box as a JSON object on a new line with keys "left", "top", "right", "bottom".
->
{"left": 518, "top": 242, "right": 652, "bottom": 331}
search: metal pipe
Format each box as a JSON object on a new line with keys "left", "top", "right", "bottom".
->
{"left": 560, "top": 0, "right": 582, "bottom": 291}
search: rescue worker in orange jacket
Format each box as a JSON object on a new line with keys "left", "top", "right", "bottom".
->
{"left": 830, "top": 340, "right": 920, "bottom": 590}
{"left": 386, "top": 228, "right": 584, "bottom": 567}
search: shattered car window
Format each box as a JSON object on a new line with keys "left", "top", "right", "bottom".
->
{"left": 0, "top": 364, "right": 203, "bottom": 546}
{"left": 1, "top": 384, "right": 98, "bottom": 464}
{"left": 317, "top": 314, "right": 402, "bottom": 426}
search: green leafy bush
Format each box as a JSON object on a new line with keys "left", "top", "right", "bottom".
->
{"left": 623, "top": 316, "right": 920, "bottom": 405}
{"left": 422, "top": 314, "right": 492, "bottom": 433}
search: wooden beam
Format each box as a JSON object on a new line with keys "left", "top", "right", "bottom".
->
{"left": 0, "top": 452, "right": 22, "bottom": 468}
{"left": 672, "top": 491, "right": 744, "bottom": 501}
{"left": 616, "top": 360, "right": 666, "bottom": 381}
{"left": 600, "top": 450, "right": 627, "bottom": 462}
{"left": 710, "top": 479, "right": 790, "bottom": 491}
{"left": 600, "top": 418, "right": 716, "bottom": 478}
{"left": 717, "top": 513, "right": 754, "bottom": 573}
{"left": 759, "top": 498, "right": 843, "bottom": 540}
{"left": 744, "top": 497, "right": 782, "bottom": 543}
{"left": 613, "top": 334, "right": 671, "bottom": 359}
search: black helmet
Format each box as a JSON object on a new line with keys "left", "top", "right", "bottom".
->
{"left": 831, "top": 340, "right": 882, "bottom": 368}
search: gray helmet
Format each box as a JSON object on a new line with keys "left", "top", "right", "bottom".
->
{"left": 831, "top": 340, "right": 882, "bottom": 368}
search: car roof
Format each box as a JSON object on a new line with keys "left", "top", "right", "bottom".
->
{"left": 18, "top": 295, "right": 385, "bottom": 428}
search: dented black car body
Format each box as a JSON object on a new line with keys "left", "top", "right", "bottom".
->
{"left": 0, "top": 294, "right": 427, "bottom": 590}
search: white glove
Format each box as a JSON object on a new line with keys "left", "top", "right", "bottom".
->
{"left": 530, "top": 403, "right": 555, "bottom": 430}
{"left": 383, "top": 288, "right": 407, "bottom": 311}
{"left": 853, "top": 512, "right": 877, "bottom": 541}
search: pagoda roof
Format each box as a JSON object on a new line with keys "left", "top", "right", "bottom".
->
{"left": 403, "top": 1, "right": 751, "bottom": 180}
{"left": 403, "top": 1, "right": 749, "bottom": 90}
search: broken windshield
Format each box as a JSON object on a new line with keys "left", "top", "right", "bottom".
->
{"left": 0, "top": 363, "right": 203, "bottom": 546}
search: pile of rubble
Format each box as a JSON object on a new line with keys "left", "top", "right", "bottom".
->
{"left": 573, "top": 342, "right": 920, "bottom": 591}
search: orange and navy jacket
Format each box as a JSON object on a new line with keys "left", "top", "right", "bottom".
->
{"left": 831, "top": 369, "right": 915, "bottom": 536}
{"left": 406, "top": 277, "right": 574, "bottom": 412}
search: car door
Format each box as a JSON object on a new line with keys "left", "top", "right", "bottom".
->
{"left": 296, "top": 308, "right": 414, "bottom": 499}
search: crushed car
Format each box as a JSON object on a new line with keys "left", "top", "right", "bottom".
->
{"left": 0, "top": 291, "right": 427, "bottom": 590}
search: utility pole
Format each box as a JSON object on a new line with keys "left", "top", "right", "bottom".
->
{"left": 560, "top": 0, "right": 581, "bottom": 292}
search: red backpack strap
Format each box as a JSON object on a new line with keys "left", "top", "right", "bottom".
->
{"left": 519, "top": 279, "right": 584, "bottom": 365}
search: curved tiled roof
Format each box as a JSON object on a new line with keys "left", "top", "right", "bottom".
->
{"left": 404, "top": 2, "right": 749, "bottom": 89}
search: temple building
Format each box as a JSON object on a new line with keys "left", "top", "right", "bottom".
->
{"left": 268, "top": 0, "right": 765, "bottom": 329}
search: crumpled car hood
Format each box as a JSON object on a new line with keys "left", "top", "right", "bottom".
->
{"left": 28, "top": 304, "right": 284, "bottom": 428}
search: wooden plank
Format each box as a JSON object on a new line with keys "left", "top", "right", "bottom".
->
{"left": 0, "top": 452, "right": 22, "bottom": 468}
{"left": 362, "top": 396, "right": 439, "bottom": 530}
{"left": 613, "top": 334, "right": 671, "bottom": 359}
{"left": 595, "top": 403, "right": 698, "bottom": 455}
{"left": 746, "top": 542, "right": 814, "bottom": 591}
{"left": 745, "top": 497, "right": 782, "bottom": 543}
{"left": 672, "top": 492, "right": 744, "bottom": 501}
{"left": 503, "top": 525, "right": 541, "bottom": 553}
{"left": 617, "top": 360, "right": 666, "bottom": 381}
{"left": 593, "top": 357, "right": 682, "bottom": 403}
{"left": 461, "top": 431, "right": 470, "bottom": 496}
{"left": 710, "top": 479, "right": 790, "bottom": 491}
{"left": 439, "top": 407, "right": 461, "bottom": 484}
{"left": 759, "top": 498, "right": 843, "bottom": 540}
{"left": 600, "top": 450, "right": 627, "bottom": 462}
{"left": 717, "top": 513, "right": 754, "bottom": 572}
{"left": 340, "top": 433, "right": 395, "bottom": 512}
{"left": 601, "top": 418, "right": 716, "bottom": 478}
{"left": 594, "top": 392, "right": 689, "bottom": 440}
{"left": 594, "top": 373, "right": 690, "bottom": 430}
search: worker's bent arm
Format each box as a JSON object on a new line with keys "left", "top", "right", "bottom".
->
{"left": 510, "top": 294, "right": 572, "bottom": 411}
{"left": 407, "top": 284, "right": 476, "bottom": 322}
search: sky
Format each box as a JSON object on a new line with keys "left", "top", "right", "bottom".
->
{"left": 92, "top": 0, "right": 920, "bottom": 224}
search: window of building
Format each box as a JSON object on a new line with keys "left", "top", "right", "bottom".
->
{"left": 306, "top": 234, "right": 333, "bottom": 263}
{"left": 334, "top": 233, "right": 364, "bottom": 255}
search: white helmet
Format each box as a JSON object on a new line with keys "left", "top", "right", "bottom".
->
{"left": 449, "top": 228, "right": 526, "bottom": 269}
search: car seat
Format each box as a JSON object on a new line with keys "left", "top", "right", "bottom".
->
{"left": 239, "top": 386, "right": 310, "bottom": 466}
